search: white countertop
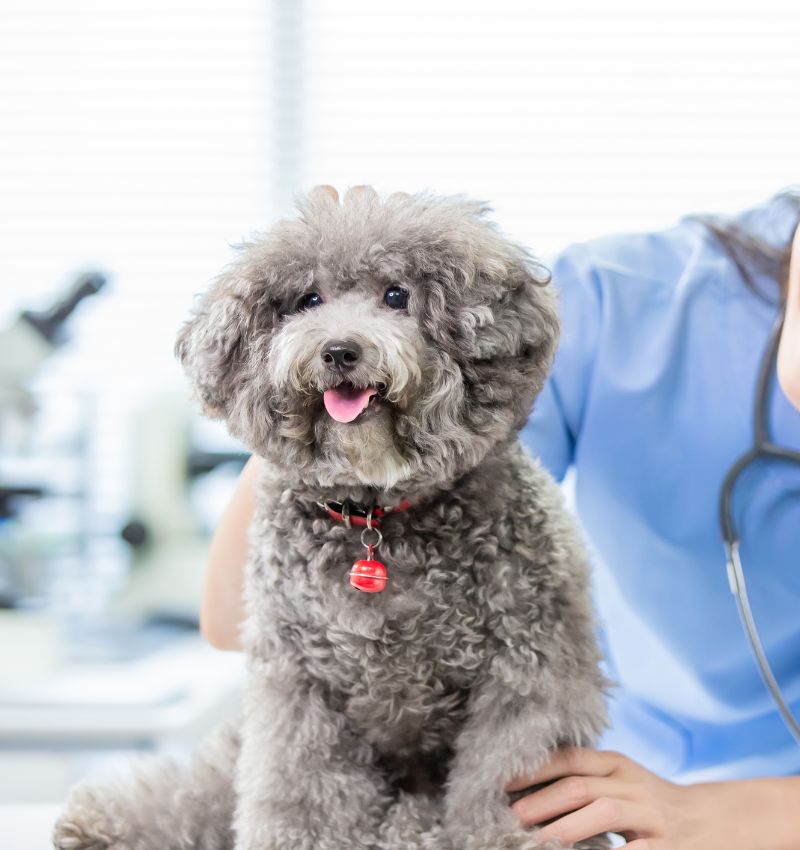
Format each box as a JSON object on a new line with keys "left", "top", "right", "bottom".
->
{"left": 0, "top": 626, "right": 244, "bottom": 807}
{"left": 3, "top": 803, "right": 62, "bottom": 850}
{"left": 0, "top": 634, "right": 244, "bottom": 748}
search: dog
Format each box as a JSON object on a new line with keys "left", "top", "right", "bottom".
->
{"left": 53, "top": 186, "right": 609, "bottom": 850}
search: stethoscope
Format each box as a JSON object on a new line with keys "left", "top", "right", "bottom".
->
{"left": 719, "top": 312, "right": 800, "bottom": 745}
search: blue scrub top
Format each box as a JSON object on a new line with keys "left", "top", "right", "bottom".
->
{"left": 522, "top": 194, "right": 800, "bottom": 783}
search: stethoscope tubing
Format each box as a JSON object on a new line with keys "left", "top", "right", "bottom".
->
{"left": 719, "top": 313, "right": 800, "bottom": 745}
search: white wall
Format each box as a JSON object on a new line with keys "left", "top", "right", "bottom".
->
{"left": 0, "top": 0, "right": 272, "bottom": 391}
{"left": 302, "top": 1, "right": 800, "bottom": 256}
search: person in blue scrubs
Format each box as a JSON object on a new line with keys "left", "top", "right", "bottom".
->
{"left": 507, "top": 191, "right": 800, "bottom": 848}
{"left": 200, "top": 189, "right": 800, "bottom": 849}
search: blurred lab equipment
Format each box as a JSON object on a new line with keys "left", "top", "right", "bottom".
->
{"left": 0, "top": 272, "right": 106, "bottom": 609}
{"left": 0, "top": 274, "right": 246, "bottom": 808}
{"left": 0, "top": 271, "right": 106, "bottom": 451}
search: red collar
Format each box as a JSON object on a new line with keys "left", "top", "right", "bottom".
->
{"left": 316, "top": 498, "right": 413, "bottom": 528}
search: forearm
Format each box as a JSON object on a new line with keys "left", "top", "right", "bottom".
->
{"left": 200, "top": 454, "right": 261, "bottom": 651}
{"left": 686, "top": 776, "right": 800, "bottom": 850}
{"left": 200, "top": 551, "right": 245, "bottom": 651}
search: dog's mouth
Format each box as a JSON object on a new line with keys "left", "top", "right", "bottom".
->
{"left": 322, "top": 381, "right": 386, "bottom": 424}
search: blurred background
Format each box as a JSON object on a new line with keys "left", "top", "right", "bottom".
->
{"left": 1, "top": 0, "right": 800, "bottom": 841}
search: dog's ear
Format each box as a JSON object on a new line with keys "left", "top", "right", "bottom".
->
{"left": 498, "top": 251, "right": 560, "bottom": 383}
{"left": 421, "top": 236, "right": 558, "bottom": 374}
{"left": 175, "top": 268, "right": 254, "bottom": 419}
{"left": 475, "top": 250, "right": 560, "bottom": 424}
{"left": 423, "top": 236, "right": 558, "bottom": 430}
{"left": 410, "top": 198, "right": 558, "bottom": 380}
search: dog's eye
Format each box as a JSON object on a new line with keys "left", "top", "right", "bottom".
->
{"left": 383, "top": 286, "right": 409, "bottom": 310}
{"left": 297, "top": 291, "right": 323, "bottom": 311}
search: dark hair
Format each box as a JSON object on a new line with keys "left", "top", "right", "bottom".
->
{"left": 692, "top": 190, "right": 800, "bottom": 305}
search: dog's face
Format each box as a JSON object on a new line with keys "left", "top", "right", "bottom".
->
{"left": 176, "top": 189, "right": 558, "bottom": 491}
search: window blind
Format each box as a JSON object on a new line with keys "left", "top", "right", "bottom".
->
{"left": 302, "top": 1, "right": 800, "bottom": 257}
{"left": 0, "top": 0, "right": 272, "bottom": 391}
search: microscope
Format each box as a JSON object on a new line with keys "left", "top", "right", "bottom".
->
{"left": 0, "top": 272, "right": 106, "bottom": 606}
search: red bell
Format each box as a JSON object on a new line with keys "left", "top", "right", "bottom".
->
{"left": 349, "top": 559, "right": 388, "bottom": 593}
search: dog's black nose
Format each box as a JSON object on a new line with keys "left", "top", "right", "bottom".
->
{"left": 321, "top": 340, "right": 362, "bottom": 372}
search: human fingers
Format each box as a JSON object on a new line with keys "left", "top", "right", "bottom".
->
{"left": 309, "top": 184, "right": 339, "bottom": 203}
{"left": 511, "top": 775, "right": 634, "bottom": 828}
{"left": 506, "top": 748, "right": 628, "bottom": 792}
{"left": 344, "top": 184, "right": 378, "bottom": 203}
{"left": 535, "top": 796, "right": 660, "bottom": 846}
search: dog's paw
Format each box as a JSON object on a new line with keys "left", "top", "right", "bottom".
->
{"left": 52, "top": 811, "right": 126, "bottom": 850}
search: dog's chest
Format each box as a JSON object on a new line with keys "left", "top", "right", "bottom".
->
{"left": 257, "top": 515, "right": 495, "bottom": 751}
{"left": 314, "top": 611, "right": 473, "bottom": 754}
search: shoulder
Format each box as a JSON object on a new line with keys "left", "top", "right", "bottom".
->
{"left": 551, "top": 218, "right": 709, "bottom": 306}
{"left": 551, "top": 191, "right": 800, "bottom": 303}
{"left": 522, "top": 194, "right": 795, "bottom": 475}
{"left": 536, "top": 224, "right": 710, "bottom": 428}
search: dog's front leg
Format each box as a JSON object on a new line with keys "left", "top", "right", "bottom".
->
{"left": 442, "top": 659, "right": 608, "bottom": 850}
{"left": 233, "top": 662, "right": 396, "bottom": 850}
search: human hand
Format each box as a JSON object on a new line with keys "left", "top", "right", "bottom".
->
{"left": 507, "top": 747, "right": 800, "bottom": 849}
{"left": 777, "top": 222, "right": 800, "bottom": 411}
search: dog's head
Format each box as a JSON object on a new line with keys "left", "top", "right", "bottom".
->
{"left": 176, "top": 187, "right": 558, "bottom": 492}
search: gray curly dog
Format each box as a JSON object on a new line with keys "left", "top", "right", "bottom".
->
{"left": 53, "top": 187, "right": 610, "bottom": 850}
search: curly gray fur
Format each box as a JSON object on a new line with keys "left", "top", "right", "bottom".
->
{"left": 54, "top": 187, "right": 610, "bottom": 850}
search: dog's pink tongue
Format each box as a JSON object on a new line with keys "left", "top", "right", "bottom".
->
{"left": 323, "top": 385, "right": 377, "bottom": 423}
